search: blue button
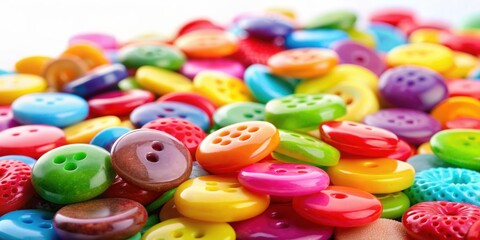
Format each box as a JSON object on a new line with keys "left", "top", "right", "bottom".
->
{"left": 12, "top": 93, "right": 88, "bottom": 128}
{"left": 245, "top": 64, "right": 296, "bottom": 103}
{"left": 285, "top": 29, "right": 349, "bottom": 49}
{"left": 0, "top": 155, "right": 36, "bottom": 168}
{"left": 0, "top": 209, "right": 58, "bottom": 240}
{"left": 90, "top": 127, "right": 131, "bottom": 151}
{"left": 368, "top": 23, "right": 407, "bottom": 53}
{"left": 406, "top": 154, "right": 454, "bottom": 173}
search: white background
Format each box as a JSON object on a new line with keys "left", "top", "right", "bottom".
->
{"left": 1, "top": 0, "right": 480, "bottom": 69}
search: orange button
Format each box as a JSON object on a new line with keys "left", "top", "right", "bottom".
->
{"left": 268, "top": 48, "right": 338, "bottom": 78}
{"left": 62, "top": 43, "right": 109, "bottom": 69}
{"left": 174, "top": 29, "right": 238, "bottom": 58}
{"left": 41, "top": 56, "right": 88, "bottom": 90}
{"left": 430, "top": 96, "right": 480, "bottom": 128}
{"left": 15, "top": 56, "right": 53, "bottom": 75}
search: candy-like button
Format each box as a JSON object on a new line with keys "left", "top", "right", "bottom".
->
{"left": 180, "top": 58, "right": 245, "bottom": 79}
{"left": 375, "top": 192, "right": 411, "bottom": 219}
{"left": 64, "top": 116, "right": 122, "bottom": 144}
{"left": 386, "top": 43, "right": 454, "bottom": 72}
{"left": 331, "top": 40, "right": 385, "bottom": 76}
{"left": 244, "top": 64, "right": 296, "bottom": 103}
{"left": 15, "top": 56, "right": 52, "bottom": 76}
{"left": 0, "top": 210, "right": 56, "bottom": 240}
{"left": 0, "top": 160, "right": 34, "bottom": 216}
{"left": 446, "top": 117, "right": 480, "bottom": 130}
{"left": 41, "top": 56, "right": 88, "bottom": 90}
{"left": 326, "top": 82, "right": 379, "bottom": 122}
{"left": 174, "top": 29, "right": 238, "bottom": 58}
{"left": 0, "top": 74, "right": 47, "bottom": 105}
{"left": 448, "top": 80, "right": 480, "bottom": 100}
{"left": 119, "top": 44, "right": 185, "bottom": 70}
{"left": 61, "top": 43, "right": 109, "bottom": 69}
{"left": 88, "top": 90, "right": 155, "bottom": 117}
{"left": 430, "top": 129, "right": 480, "bottom": 171}
{"left": 213, "top": 102, "right": 265, "bottom": 128}
{"left": 430, "top": 96, "right": 480, "bottom": 128}
{"left": 193, "top": 71, "right": 252, "bottom": 106}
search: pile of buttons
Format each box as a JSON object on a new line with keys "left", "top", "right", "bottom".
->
{"left": 1, "top": 7, "right": 480, "bottom": 240}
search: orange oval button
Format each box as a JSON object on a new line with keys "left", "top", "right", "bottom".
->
{"left": 268, "top": 48, "right": 338, "bottom": 78}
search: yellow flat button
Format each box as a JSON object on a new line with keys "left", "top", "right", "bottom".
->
{"left": 430, "top": 96, "right": 480, "bottom": 128}
{"left": 386, "top": 43, "right": 454, "bottom": 73}
{"left": 295, "top": 64, "right": 378, "bottom": 95}
{"left": 409, "top": 29, "right": 442, "bottom": 44}
{"left": 417, "top": 142, "right": 433, "bottom": 154}
{"left": 15, "top": 56, "right": 53, "bottom": 75}
{"left": 64, "top": 116, "right": 121, "bottom": 144}
{"left": 443, "top": 51, "right": 479, "bottom": 79}
{"left": 194, "top": 71, "right": 253, "bottom": 106}
{"left": 142, "top": 217, "right": 236, "bottom": 240}
{"left": 136, "top": 66, "right": 193, "bottom": 95}
{"left": 174, "top": 175, "right": 270, "bottom": 222}
{"left": 0, "top": 74, "right": 47, "bottom": 105}
{"left": 327, "top": 82, "right": 379, "bottom": 122}
{"left": 327, "top": 158, "right": 415, "bottom": 194}
{"left": 347, "top": 29, "right": 376, "bottom": 48}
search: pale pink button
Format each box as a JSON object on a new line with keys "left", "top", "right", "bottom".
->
{"left": 180, "top": 58, "right": 245, "bottom": 79}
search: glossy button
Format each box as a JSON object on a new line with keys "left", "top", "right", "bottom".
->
{"left": 430, "top": 129, "right": 480, "bottom": 171}
{"left": 232, "top": 204, "right": 333, "bottom": 240}
{"left": 285, "top": 29, "right": 349, "bottom": 49}
{"left": 137, "top": 66, "right": 193, "bottom": 95}
{"left": 267, "top": 48, "right": 338, "bottom": 78}
{"left": 244, "top": 64, "right": 296, "bottom": 103}
{"left": 12, "top": 93, "right": 88, "bottom": 127}
{"left": 231, "top": 36, "right": 284, "bottom": 66}
{"left": 0, "top": 160, "right": 34, "bottom": 216}
{"left": 326, "top": 82, "right": 379, "bottom": 122}
{"left": 54, "top": 198, "right": 147, "bottom": 240}
{"left": 406, "top": 154, "right": 454, "bottom": 173}
{"left": 119, "top": 44, "right": 185, "bottom": 70}
{"left": 111, "top": 129, "right": 192, "bottom": 192}
{"left": 386, "top": 43, "right": 454, "bottom": 72}
{"left": 444, "top": 52, "right": 478, "bottom": 79}
{"left": 15, "top": 56, "right": 53, "bottom": 76}
{"left": 305, "top": 10, "right": 356, "bottom": 30}
{"left": 88, "top": 90, "right": 155, "bottom": 117}
{"left": 331, "top": 40, "right": 385, "bottom": 76}
{"left": 0, "top": 74, "right": 47, "bottom": 105}
{"left": 102, "top": 175, "right": 163, "bottom": 206}
{"left": 31, "top": 144, "right": 115, "bottom": 204}
{"left": 41, "top": 56, "right": 88, "bottom": 90}
{"left": 0, "top": 125, "right": 66, "bottom": 159}
{"left": 265, "top": 94, "right": 346, "bottom": 132}
{"left": 431, "top": 97, "right": 480, "bottom": 128}
{"left": 375, "top": 192, "right": 410, "bottom": 219}
{"left": 174, "top": 176, "right": 270, "bottom": 222}
{"left": 180, "top": 58, "right": 245, "bottom": 79}
{"left": 446, "top": 117, "right": 480, "bottom": 130}
{"left": 448, "top": 80, "right": 480, "bottom": 100}
{"left": 320, "top": 121, "right": 399, "bottom": 157}
{"left": 213, "top": 102, "right": 265, "bottom": 128}
{"left": 90, "top": 127, "right": 131, "bottom": 151}
{"left": 61, "top": 43, "right": 109, "bottom": 69}
{"left": 378, "top": 66, "right": 448, "bottom": 111}
{"left": 238, "top": 162, "right": 329, "bottom": 197}
{"left": 368, "top": 23, "right": 407, "bottom": 53}
{"left": 237, "top": 15, "right": 294, "bottom": 40}
{"left": 142, "top": 217, "right": 236, "bottom": 240}
{"left": 196, "top": 121, "right": 279, "bottom": 174}
{"left": 292, "top": 186, "right": 382, "bottom": 227}
{"left": 69, "top": 32, "right": 118, "bottom": 50}
{"left": 174, "top": 29, "right": 238, "bottom": 58}
{"left": 272, "top": 129, "right": 340, "bottom": 167}
{"left": 327, "top": 158, "right": 415, "bottom": 194}
{"left": 64, "top": 116, "right": 122, "bottom": 144}
{"left": 0, "top": 210, "right": 57, "bottom": 240}
{"left": 0, "top": 106, "right": 18, "bottom": 131}
{"left": 193, "top": 71, "right": 252, "bottom": 106}
{"left": 157, "top": 92, "right": 217, "bottom": 125}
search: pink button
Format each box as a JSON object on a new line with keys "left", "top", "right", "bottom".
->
{"left": 231, "top": 204, "right": 333, "bottom": 240}
{"left": 180, "top": 58, "right": 245, "bottom": 79}
{"left": 69, "top": 32, "right": 119, "bottom": 50}
{"left": 238, "top": 162, "right": 330, "bottom": 197}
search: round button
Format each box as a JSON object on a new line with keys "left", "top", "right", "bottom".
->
{"left": 111, "top": 129, "right": 192, "bottom": 192}
{"left": 267, "top": 48, "right": 338, "bottom": 78}
{"left": 193, "top": 71, "right": 253, "bottom": 106}
{"left": 441, "top": 33, "right": 480, "bottom": 56}
{"left": 31, "top": 144, "right": 115, "bottom": 204}
{"left": 143, "top": 217, "right": 235, "bottom": 240}
{"left": 157, "top": 92, "right": 217, "bottom": 125}
{"left": 448, "top": 80, "right": 480, "bottom": 100}
{"left": 213, "top": 102, "right": 265, "bottom": 128}
{"left": 174, "top": 176, "right": 270, "bottom": 222}
{"left": 431, "top": 97, "right": 480, "bottom": 128}
{"left": 61, "top": 43, "right": 109, "bottom": 69}
{"left": 102, "top": 175, "right": 163, "bottom": 206}
{"left": 406, "top": 154, "right": 454, "bottom": 173}
{"left": 387, "top": 139, "right": 414, "bottom": 161}
{"left": 327, "top": 158, "right": 415, "bottom": 194}
{"left": 90, "top": 127, "right": 131, "bottom": 151}
{"left": 375, "top": 192, "right": 410, "bottom": 219}
{"left": 180, "top": 58, "right": 245, "bottom": 79}
{"left": 15, "top": 56, "right": 53, "bottom": 76}
{"left": 0, "top": 106, "right": 18, "bottom": 131}
{"left": 237, "top": 15, "right": 294, "bottom": 40}
{"left": 367, "top": 23, "right": 407, "bottom": 53}
{"left": 88, "top": 90, "right": 154, "bottom": 117}
{"left": 174, "top": 29, "right": 238, "bottom": 58}
{"left": 0, "top": 74, "right": 47, "bottom": 105}
{"left": 231, "top": 36, "right": 284, "bottom": 66}
{"left": 175, "top": 18, "right": 224, "bottom": 38}
{"left": 346, "top": 28, "right": 376, "bottom": 48}
{"left": 331, "top": 40, "right": 385, "bottom": 76}
{"left": 304, "top": 10, "right": 356, "bottom": 30}
{"left": 292, "top": 186, "right": 382, "bottom": 227}
{"left": 0, "top": 209, "right": 56, "bottom": 240}
{"left": 386, "top": 43, "right": 454, "bottom": 72}
{"left": 41, "top": 56, "right": 88, "bottom": 90}
{"left": 64, "top": 116, "right": 122, "bottom": 144}
{"left": 136, "top": 66, "right": 193, "bottom": 95}
{"left": 54, "top": 198, "right": 147, "bottom": 240}
{"left": 119, "top": 44, "right": 185, "bottom": 70}
{"left": 326, "top": 82, "right": 379, "bottom": 122}
{"left": 444, "top": 51, "right": 478, "bottom": 79}
{"left": 68, "top": 32, "right": 118, "bottom": 50}
{"left": 370, "top": 8, "right": 415, "bottom": 27}
{"left": 446, "top": 117, "right": 480, "bottom": 130}
{"left": 244, "top": 64, "right": 296, "bottom": 104}
{"left": 430, "top": 129, "right": 480, "bottom": 171}
{"left": 0, "top": 160, "right": 34, "bottom": 216}
{"left": 285, "top": 29, "right": 349, "bottom": 49}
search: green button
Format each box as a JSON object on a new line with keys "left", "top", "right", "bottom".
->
{"left": 31, "top": 144, "right": 115, "bottom": 204}
{"left": 118, "top": 77, "right": 142, "bottom": 90}
{"left": 376, "top": 192, "right": 410, "bottom": 219}
{"left": 265, "top": 94, "right": 346, "bottom": 132}
{"left": 119, "top": 45, "right": 186, "bottom": 70}
{"left": 272, "top": 129, "right": 340, "bottom": 167}
{"left": 304, "top": 10, "right": 357, "bottom": 30}
{"left": 430, "top": 129, "right": 480, "bottom": 171}
{"left": 213, "top": 102, "right": 265, "bottom": 128}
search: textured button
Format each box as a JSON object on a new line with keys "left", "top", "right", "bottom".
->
{"left": 0, "top": 160, "right": 34, "bottom": 216}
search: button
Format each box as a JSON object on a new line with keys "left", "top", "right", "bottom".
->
{"left": 441, "top": 33, "right": 480, "bottom": 56}
{"left": 409, "top": 29, "right": 443, "bottom": 44}
{"left": 61, "top": 43, "right": 109, "bottom": 69}
{"left": 265, "top": 94, "right": 346, "bottom": 132}
{"left": 12, "top": 93, "right": 89, "bottom": 127}
{"left": 448, "top": 80, "right": 480, "bottom": 100}
{"left": 180, "top": 58, "right": 245, "bottom": 79}
{"left": 193, "top": 71, "right": 253, "bottom": 106}
{"left": 0, "top": 155, "right": 36, "bottom": 168}
{"left": 143, "top": 217, "right": 235, "bottom": 240}
{"left": 327, "top": 158, "right": 415, "bottom": 193}
{"left": 431, "top": 129, "right": 480, "bottom": 171}
{"left": 174, "top": 176, "right": 270, "bottom": 222}
{"left": 431, "top": 97, "right": 480, "bottom": 128}
{"left": 320, "top": 121, "right": 399, "bottom": 157}
{"left": 0, "top": 106, "right": 18, "bottom": 131}
{"left": 364, "top": 108, "right": 442, "bottom": 145}
{"left": 417, "top": 142, "right": 433, "bottom": 154}
{"left": 232, "top": 204, "right": 333, "bottom": 240}
{"left": 406, "top": 154, "right": 454, "bottom": 173}
{"left": 267, "top": 48, "right": 338, "bottom": 78}
{"left": 213, "top": 102, "right": 265, "bottom": 128}
{"left": 285, "top": 29, "right": 349, "bottom": 49}
{"left": 102, "top": 175, "right": 163, "bottom": 206}
{"left": 174, "top": 29, "right": 238, "bottom": 58}
{"left": 175, "top": 19, "right": 224, "bottom": 38}
{"left": 90, "top": 127, "right": 131, "bottom": 151}
{"left": 54, "top": 198, "right": 147, "bottom": 239}
{"left": 370, "top": 8, "right": 415, "bottom": 27}
{"left": 0, "top": 125, "right": 66, "bottom": 159}
{"left": 41, "top": 56, "right": 88, "bottom": 90}
{"left": 88, "top": 90, "right": 155, "bottom": 117}
{"left": 326, "top": 82, "right": 379, "bottom": 122}
{"left": 238, "top": 162, "right": 330, "bottom": 197}
{"left": 0, "top": 74, "right": 47, "bottom": 105}
{"left": 64, "top": 116, "right": 122, "bottom": 144}
{"left": 446, "top": 117, "right": 480, "bottom": 129}
{"left": 237, "top": 15, "right": 294, "bottom": 40}
{"left": 119, "top": 44, "right": 185, "bottom": 70}
{"left": 231, "top": 36, "right": 285, "bottom": 66}
{"left": 0, "top": 210, "right": 56, "bottom": 240}
{"left": 368, "top": 23, "right": 407, "bottom": 53}
{"left": 444, "top": 51, "right": 478, "bottom": 79}
{"left": 375, "top": 192, "right": 410, "bottom": 219}
{"left": 244, "top": 64, "right": 296, "bottom": 103}
{"left": 386, "top": 43, "right": 454, "bottom": 72}
{"left": 331, "top": 40, "right": 385, "bottom": 76}
{"left": 346, "top": 28, "right": 376, "bottom": 48}
{"left": 136, "top": 66, "right": 193, "bottom": 95}
{"left": 304, "top": 10, "right": 356, "bottom": 30}
{"left": 14, "top": 56, "right": 52, "bottom": 75}
{"left": 118, "top": 77, "right": 142, "bottom": 91}
{"left": 0, "top": 160, "right": 34, "bottom": 216}
{"left": 31, "top": 144, "right": 115, "bottom": 204}
{"left": 68, "top": 32, "right": 118, "bottom": 50}
{"left": 157, "top": 92, "right": 217, "bottom": 126}
{"left": 292, "top": 186, "right": 382, "bottom": 227}
{"left": 387, "top": 139, "right": 414, "bottom": 161}
{"left": 378, "top": 66, "right": 448, "bottom": 111}
{"left": 272, "top": 129, "right": 340, "bottom": 167}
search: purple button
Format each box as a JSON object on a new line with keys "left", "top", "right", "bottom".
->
{"left": 231, "top": 204, "right": 333, "bottom": 240}
{"left": 180, "top": 58, "right": 245, "bottom": 79}
{"left": 69, "top": 33, "right": 119, "bottom": 51}
{"left": 331, "top": 40, "right": 385, "bottom": 76}
{"left": 0, "top": 106, "right": 18, "bottom": 131}
{"left": 237, "top": 16, "right": 294, "bottom": 40}
{"left": 378, "top": 66, "right": 448, "bottom": 111}
{"left": 364, "top": 108, "right": 441, "bottom": 145}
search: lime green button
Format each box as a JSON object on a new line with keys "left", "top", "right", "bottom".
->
{"left": 375, "top": 192, "right": 410, "bottom": 219}
{"left": 118, "top": 77, "right": 142, "bottom": 90}
{"left": 304, "top": 10, "right": 357, "bottom": 30}
{"left": 430, "top": 129, "right": 480, "bottom": 171}
{"left": 213, "top": 102, "right": 265, "bottom": 128}
{"left": 119, "top": 45, "right": 186, "bottom": 70}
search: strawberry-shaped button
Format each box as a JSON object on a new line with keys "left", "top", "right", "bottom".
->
{"left": 0, "top": 160, "right": 34, "bottom": 216}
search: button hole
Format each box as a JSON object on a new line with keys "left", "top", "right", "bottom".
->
{"left": 53, "top": 156, "right": 66, "bottom": 164}
{"left": 152, "top": 141, "right": 164, "bottom": 151}
{"left": 73, "top": 152, "right": 87, "bottom": 160}
{"left": 219, "top": 131, "right": 230, "bottom": 137}
{"left": 237, "top": 126, "right": 247, "bottom": 131}
{"left": 64, "top": 163, "right": 77, "bottom": 171}
{"left": 239, "top": 135, "right": 251, "bottom": 141}
{"left": 248, "top": 127, "right": 259, "bottom": 132}
{"left": 220, "top": 140, "right": 232, "bottom": 145}
{"left": 145, "top": 152, "right": 159, "bottom": 162}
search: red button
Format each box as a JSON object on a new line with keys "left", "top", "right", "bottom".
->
{"left": 88, "top": 90, "right": 155, "bottom": 117}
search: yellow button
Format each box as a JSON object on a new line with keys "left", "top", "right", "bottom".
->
{"left": 295, "top": 64, "right": 378, "bottom": 95}
{"left": 431, "top": 96, "right": 480, "bottom": 128}
{"left": 347, "top": 29, "right": 376, "bottom": 48}
{"left": 327, "top": 158, "right": 415, "bottom": 194}
{"left": 15, "top": 56, "right": 53, "bottom": 76}
{"left": 327, "top": 82, "right": 379, "bottom": 122}
{"left": 64, "top": 116, "right": 121, "bottom": 144}
{"left": 408, "top": 29, "right": 442, "bottom": 44}
{"left": 386, "top": 43, "right": 454, "bottom": 73}
{"left": 0, "top": 74, "right": 47, "bottom": 105}
{"left": 417, "top": 142, "right": 433, "bottom": 154}
{"left": 174, "top": 175, "right": 270, "bottom": 222}
{"left": 120, "top": 119, "right": 135, "bottom": 129}
{"left": 136, "top": 66, "right": 193, "bottom": 95}
{"left": 194, "top": 71, "right": 253, "bottom": 106}
{"left": 443, "top": 51, "right": 479, "bottom": 79}
{"left": 142, "top": 217, "right": 236, "bottom": 240}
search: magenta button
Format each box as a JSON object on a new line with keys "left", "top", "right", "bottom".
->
{"left": 180, "top": 58, "right": 245, "bottom": 79}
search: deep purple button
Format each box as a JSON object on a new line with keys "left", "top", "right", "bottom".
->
{"left": 231, "top": 204, "right": 333, "bottom": 240}
{"left": 62, "top": 64, "right": 128, "bottom": 98}
{"left": 180, "top": 58, "right": 245, "bottom": 79}
{"left": 378, "top": 66, "right": 448, "bottom": 111}
{"left": 237, "top": 16, "right": 294, "bottom": 40}
{"left": 364, "top": 108, "right": 441, "bottom": 145}
{"left": 0, "top": 106, "right": 18, "bottom": 131}
{"left": 331, "top": 40, "right": 385, "bottom": 76}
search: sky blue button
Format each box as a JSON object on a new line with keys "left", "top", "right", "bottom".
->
{"left": 245, "top": 64, "right": 296, "bottom": 103}
{"left": 285, "top": 29, "right": 349, "bottom": 49}
{"left": 368, "top": 23, "right": 407, "bottom": 52}
{"left": 90, "top": 127, "right": 131, "bottom": 151}
{"left": 0, "top": 209, "right": 58, "bottom": 240}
